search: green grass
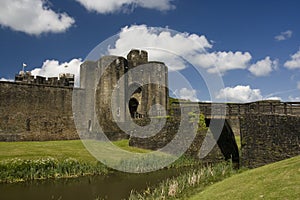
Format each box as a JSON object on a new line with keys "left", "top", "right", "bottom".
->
{"left": 0, "top": 140, "right": 149, "bottom": 163}
{"left": 0, "top": 140, "right": 154, "bottom": 183}
{"left": 0, "top": 140, "right": 96, "bottom": 162}
{"left": 129, "top": 162, "right": 237, "bottom": 200}
{"left": 235, "top": 135, "right": 241, "bottom": 150}
{"left": 112, "top": 140, "right": 151, "bottom": 153}
{"left": 189, "top": 156, "right": 300, "bottom": 200}
{"left": 0, "top": 157, "right": 108, "bottom": 183}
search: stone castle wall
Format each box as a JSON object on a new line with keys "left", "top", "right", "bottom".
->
{"left": 0, "top": 82, "right": 78, "bottom": 141}
{"left": 78, "top": 50, "right": 169, "bottom": 136}
{"left": 240, "top": 114, "right": 300, "bottom": 168}
{"left": 129, "top": 117, "right": 224, "bottom": 163}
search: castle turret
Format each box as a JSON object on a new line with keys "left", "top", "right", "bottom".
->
{"left": 127, "top": 49, "right": 148, "bottom": 68}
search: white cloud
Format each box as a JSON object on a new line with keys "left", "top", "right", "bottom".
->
{"left": 174, "top": 88, "right": 199, "bottom": 102}
{"left": 75, "top": 0, "right": 175, "bottom": 13}
{"left": 275, "top": 30, "right": 293, "bottom": 41}
{"left": 216, "top": 85, "right": 262, "bottom": 103}
{"left": 249, "top": 56, "right": 278, "bottom": 76}
{"left": 297, "top": 82, "right": 300, "bottom": 90}
{"left": 0, "top": 0, "right": 75, "bottom": 35}
{"left": 284, "top": 50, "right": 300, "bottom": 69}
{"left": 193, "top": 51, "right": 252, "bottom": 74}
{"left": 109, "top": 25, "right": 212, "bottom": 71}
{"left": 0, "top": 78, "right": 13, "bottom": 82}
{"left": 31, "top": 58, "right": 82, "bottom": 86}
{"left": 288, "top": 96, "right": 300, "bottom": 102}
{"left": 108, "top": 25, "right": 252, "bottom": 74}
{"left": 265, "top": 96, "right": 282, "bottom": 101}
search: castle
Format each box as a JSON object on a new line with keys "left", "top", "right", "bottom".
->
{"left": 78, "top": 49, "right": 169, "bottom": 135}
{"left": 0, "top": 49, "right": 299, "bottom": 168}
{"left": 0, "top": 49, "right": 169, "bottom": 140}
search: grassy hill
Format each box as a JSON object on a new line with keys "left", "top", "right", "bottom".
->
{"left": 189, "top": 155, "right": 300, "bottom": 200}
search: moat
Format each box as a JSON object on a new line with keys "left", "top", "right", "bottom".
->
{"left": 0, "top": 168, "right": 182, "bottom": 200}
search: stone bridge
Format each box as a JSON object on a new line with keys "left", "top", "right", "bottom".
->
{"left": 170, "top": 100, "right": 300, "bottom": 119}
{"left": 130, "top": 100, "right": 300, "bottom": 168}
{"left": 173, "top": 100, "right": 300, "bottom": 168}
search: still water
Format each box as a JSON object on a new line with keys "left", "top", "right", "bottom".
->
{"left": 0, "top": 168, "right": 182, "bottom": 200}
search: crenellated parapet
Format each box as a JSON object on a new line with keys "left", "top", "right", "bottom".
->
{"left": 127, "top": 49, "right": 148, "bottom": 68}
{"left": 14, "top": 71, "right": 75, "bottom": 87}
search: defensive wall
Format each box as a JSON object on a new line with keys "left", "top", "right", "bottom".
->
{"left": 0, "top": 80, "right": 299, "bottom": 168}
{"left": 0, "top": 81, "right": 77, "bottom": 141}
{"left": 0, "top": 49, "right": 299, "bottom": 168}
{"left": 240, "top": 114, "right": 300, "bottom": 168}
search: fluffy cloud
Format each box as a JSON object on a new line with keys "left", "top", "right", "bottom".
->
{"left": 174, "top": 88, "right": 199, "bottom": 102}
{"left": 248, "top": 56, "right": 278, "bottom": 76}
{"left": 288, "top": 96, "right": 300, "bottom": 102}
{"left": 75, "top": 0, "right": 175, "bottom": 13}
{"left": 216, "top": 85, "right": 263, "bottom": 103}
{"left": 108, "top": 25, "right": 252, "bottom": 74}
{"left": 265, "top": 96, "right": 282, "bottom": 101}
{"left": 193, "top": 51, "right": 252, "bottom": 74}
{"left": 274, "top": 30, "right": 293, "bottom": 41}
{"left": 284, "top": 50, "right": 300, "bottom": 69}
{"left": 0, "top": 0, "right": 75, "bottom": 35}
{"left": 31, "top": 58, "right": 82, "bottom": 86}
{"left": 0, "top": 78, "right": 13, "bottom": 82}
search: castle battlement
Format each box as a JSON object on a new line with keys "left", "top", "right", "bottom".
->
{"left": 127, "top": 49, "right": 148, "bottom": 67}
{"left": 14, "top": 71, "right": 74, "bottom": 87}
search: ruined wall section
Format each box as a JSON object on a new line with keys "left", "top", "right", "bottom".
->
{"left": 96, "top": 56, "right": 129, "bottom": 134}
{"left": 240, "top": 114, "right": 300, "bottom": 168}
{"left": 0, "top": 82, "right": 77, "bottom": 141}
{"left": 127, "top": 50, "right": 169, "bottom": 117}
{"left": 129, "top": 118, "right": 227, "bottom": 164}
{"left": 145, "top": 62, "right": 169, "bottom": 116}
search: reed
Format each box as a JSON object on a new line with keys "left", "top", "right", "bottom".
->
{"left": 128, "top": 162, "right": 238, "bottom": 200}
{"left": 0, "top": 157, "right": 108, "bottom": 183}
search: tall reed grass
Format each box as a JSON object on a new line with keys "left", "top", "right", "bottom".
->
{"left": 0, "top": 157, "right": 108, "bottom": 183}
{"left": 128, "top": 162, "right": 238, "bottom": 200}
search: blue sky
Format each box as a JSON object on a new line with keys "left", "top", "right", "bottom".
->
{"left": 0, "top": 0, "right": 300, "bottom": 102}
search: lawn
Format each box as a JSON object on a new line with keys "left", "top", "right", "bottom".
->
{"left": 0, "top": 139, "right": 150, "bottom": 164}
{"left": 189, "top": 155, "right": 300, "bottom": 200}
{"left": 0, "top": 140, "right": 155, "bottom": 182}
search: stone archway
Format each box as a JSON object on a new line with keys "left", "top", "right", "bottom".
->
{"left": 128, "top": 82, "right": 144, "bottom": 118}
{"left": 205, "top": 118, "right": 240, "bottom": 168}
{"left": 129, "top": 98, "right": 139, "bottom": 118}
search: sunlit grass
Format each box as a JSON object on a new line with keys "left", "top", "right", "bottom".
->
{"left": 129, "top": 162, "right": 237, "bottom": 200}
{"left": 189, "top": 156, "right": 300, "bottom": 200}
{"left": 0, "top": 140, "right": 150, "bottom": 164}
{"left": 0, "top": 140, "right": 155, "bottom": 183}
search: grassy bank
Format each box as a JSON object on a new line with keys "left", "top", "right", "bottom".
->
{"left": 129, "top": 156, "right": 300, "bottom": 200}
{"left": 0, "top": 157, "right": 108, "bottom": 183}
{"left": 0, "top": 140, "right": 201, "bottom": 183}
{"left": 128, "top": 162, "right": 238, "bottom": 199}
{"left": 189, "top": 156, "right": 300, "bottom": 200}
{"left": 0, "top": 140, "right": 152, "bottom": 183}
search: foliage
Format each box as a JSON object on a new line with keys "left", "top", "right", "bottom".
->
{"left": 0, "top": 157, "right": 108, "bottom": 183}
{"left": 0, "top": 140, "right": 151, "bottom": 183}
{"left": 129, "top": 162, "right": 237, "bottom": 200}
{"left": 188, "top": 112, "right": 207, "bottom": 131}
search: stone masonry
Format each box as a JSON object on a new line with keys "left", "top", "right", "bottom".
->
{"left": 240, "top": 114, "right": 300, "bottom": 168}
